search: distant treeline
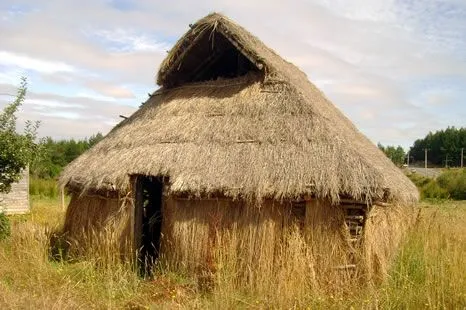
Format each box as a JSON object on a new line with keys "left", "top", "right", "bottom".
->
{"left": 31, "top": 133, "right": 103, "bottom": 179}
{"left": 409, "top": 127, "right": 466, "bottom": 167}
{"left": 378, "top": 127, "right": 465, "bottom": 167}
{"left": 377, "top": 144, "right": 406, "bottom": 166}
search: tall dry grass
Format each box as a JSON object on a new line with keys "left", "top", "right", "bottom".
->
{"left": 376, "top": 201, "right": 466, "bottom": 309}
{"left": 160, "top": 198, "right": 364, "bottom": 305}
{"left": 0, "top": 197, "right": 193, "bottom": 309}
{"left": 0, "top": 197, "right": 465, "bottom": 309}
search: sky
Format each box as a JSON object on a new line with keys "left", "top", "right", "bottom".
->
{"left": 0, "top": 0, "right": 465, "bottom": 149}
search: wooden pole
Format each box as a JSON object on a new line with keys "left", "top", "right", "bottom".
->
{"left": 60, "top": 187, "right": 65, "bottom": 211}
{"left": 461, "top": 148, "right": 464, "bottom": 168}
{"left": 424, "top": 148, "right": 428, "bottom": 176}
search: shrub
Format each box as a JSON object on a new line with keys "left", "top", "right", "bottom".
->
{"left": 407, "top": 169, "right": 466, "bottom": 200}
{"left": 436, "top": 169, "right": 466, "bottom": 200}
{"left": 421, "top": 180, "right": 450, "bottom": 200}
{"left": 0, "top": 212, "right": 11, "bottom": 240}
{"left": 407, "top": 173, "right": 431, "bottom": 188}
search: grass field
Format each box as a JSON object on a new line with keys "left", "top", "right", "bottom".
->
{"left": 1, "top": 197, "right": 465, "bottom": 309}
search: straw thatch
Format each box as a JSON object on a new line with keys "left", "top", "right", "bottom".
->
{"left": 59, "top": 13, "right": 418, "bottom": 205}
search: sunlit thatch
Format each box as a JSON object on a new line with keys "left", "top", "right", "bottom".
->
{"left": 60, "top": 13, "right": 418, "bottom": 204}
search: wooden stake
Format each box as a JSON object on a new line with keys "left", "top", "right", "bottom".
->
{"left": 60, "top": 187, "right": 65, "bottom": 211}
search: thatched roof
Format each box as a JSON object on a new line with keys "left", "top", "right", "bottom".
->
{"left": 60, "top": 13, "right": 418, "bottom": 204}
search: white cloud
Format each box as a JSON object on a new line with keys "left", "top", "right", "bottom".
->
{"left": 26, "top": 98, "right": 84, "bottom": 109}
{"left": 83, "top": 80, "right": 135, "bottom": 99}
{"left": 0, "top": 51, "right": 76, "bottom": 74}
{"left": 75, "top": 91, "right": 117, "bottom": 102}
{"left": 38, "top": 111, "right": 81, "bottom": 120}
{"left": 88, "top": 28, "right": 171, "bottom": 53}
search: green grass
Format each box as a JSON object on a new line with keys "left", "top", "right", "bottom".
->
{"left": 376, "top": 201, "right": 466, "bottom": 309}
{"left": 29, "top": 177, "right": 59, "bottom": 198}
{"left": 0, "top": 197, "right": 465, "bottom": 309}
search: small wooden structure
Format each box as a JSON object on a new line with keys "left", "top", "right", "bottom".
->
{"left": 0, "top": 167, "right": 30, "bottom": 214}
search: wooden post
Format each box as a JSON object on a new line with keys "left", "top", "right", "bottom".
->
{"left": 461, "top": 148, "right": 464, "bottom": 168}
{"left": 424, "top": 148, "right": 428, "bottom": 176}
{"left": 60, "top": 187, "right": 65, "bottom": 211}
{"left": 134, "top": 176, "right": 143, "bottom": 256}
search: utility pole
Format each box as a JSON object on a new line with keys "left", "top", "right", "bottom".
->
{"left": 407, "top": 151, "right": 410, "bottom": 167}
{"left": 461, "top": 148, "right": 464, "bottom": 168}
{"left": 424, "top": 148, "right": 428, "bottom": 176}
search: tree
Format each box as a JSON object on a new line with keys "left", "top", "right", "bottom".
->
{"left": 409, "top": 127, "right": 466, "bottom": 167}
{"left": 0, "top": 77, "right": 40, "bottom": 193}
{"left": 88, "top": 132, "right": 104, "bottom": 147}
{"left": 30, "top": 133, "right": 104, "bottom": 179}
{"left": 378, "top": 143, "right": 406, "bottom": 167}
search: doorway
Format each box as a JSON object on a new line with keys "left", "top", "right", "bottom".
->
{"left": 135, "top": 175, "right": 164, "bottom": 275}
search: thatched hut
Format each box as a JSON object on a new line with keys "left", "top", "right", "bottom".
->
{"left": 60, "top": 13, "right": 418, "bottom": 289}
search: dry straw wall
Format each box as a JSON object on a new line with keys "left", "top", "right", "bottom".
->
{"left": 62, "top": 193, "right": 412, "bottom": 296}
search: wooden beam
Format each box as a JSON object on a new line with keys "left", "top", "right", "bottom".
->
{"left": 217, "top": 27, "right": 264, "bottom": 71}
{"left": 339, "top": 198, "right": 367, "bottom": 205}
{"left": 133, "top": 177, "right": 144, "bottom": 255}
{"left": 373, "top": 201, "right": 392, "bottom": 207}
{"left": 60, "top": 187, "right": 65, "bottom": 211}
{"left": 162, "top": 29, "right": 210, "bottom": 84}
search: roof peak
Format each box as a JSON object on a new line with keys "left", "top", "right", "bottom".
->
{"left": 156, "top": 13, "right": 277, "bottom": 87}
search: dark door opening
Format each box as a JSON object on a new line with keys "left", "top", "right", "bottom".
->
{"left": 135, "top": 176, "right": 164, "bottom": 275}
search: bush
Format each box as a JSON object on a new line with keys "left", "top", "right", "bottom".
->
{"left": 407, "top": 173, "right": 431, "bottom": 188}
{"left": 421, "top": 180, "right": 450, "bottom": 200}
{"left": 436, "top": 169, "right": 466, "bottom": 200}
{"left": 0, "top": 212, "right": 11, "bottom": 240}
{"left": 407, "top": 169, "right": 466, "bottom": 200}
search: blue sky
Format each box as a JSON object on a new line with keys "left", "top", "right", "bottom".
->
{"left": 0, "top": 0, "right": 465, "bottom": 149}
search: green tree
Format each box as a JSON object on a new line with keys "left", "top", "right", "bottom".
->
{"left": 30, "top": 133, "right": 104, "bottom": 179}
{"left": 88, "top": 133, "right": 104, "bottom": 147}
{"left": 378, "top": 143, "right": 406, "bottom": 167}
{"left": 410, "top": 127, "right": 466, "bottom": 167}
{"left": 0, "top": 77, "right": 40, "bottom": 193}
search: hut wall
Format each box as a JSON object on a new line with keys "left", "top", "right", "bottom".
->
{"left": 63, "top": 193, "right": 133, "bottom": 257}
{"left": 0, "top": 167, "right": 29, "bottom": 214}
{"left": 160, "top": 197, "right": 353, "bottom": 293}
{"left": 61, "top": 191, "right": 410, "bottom": 292}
